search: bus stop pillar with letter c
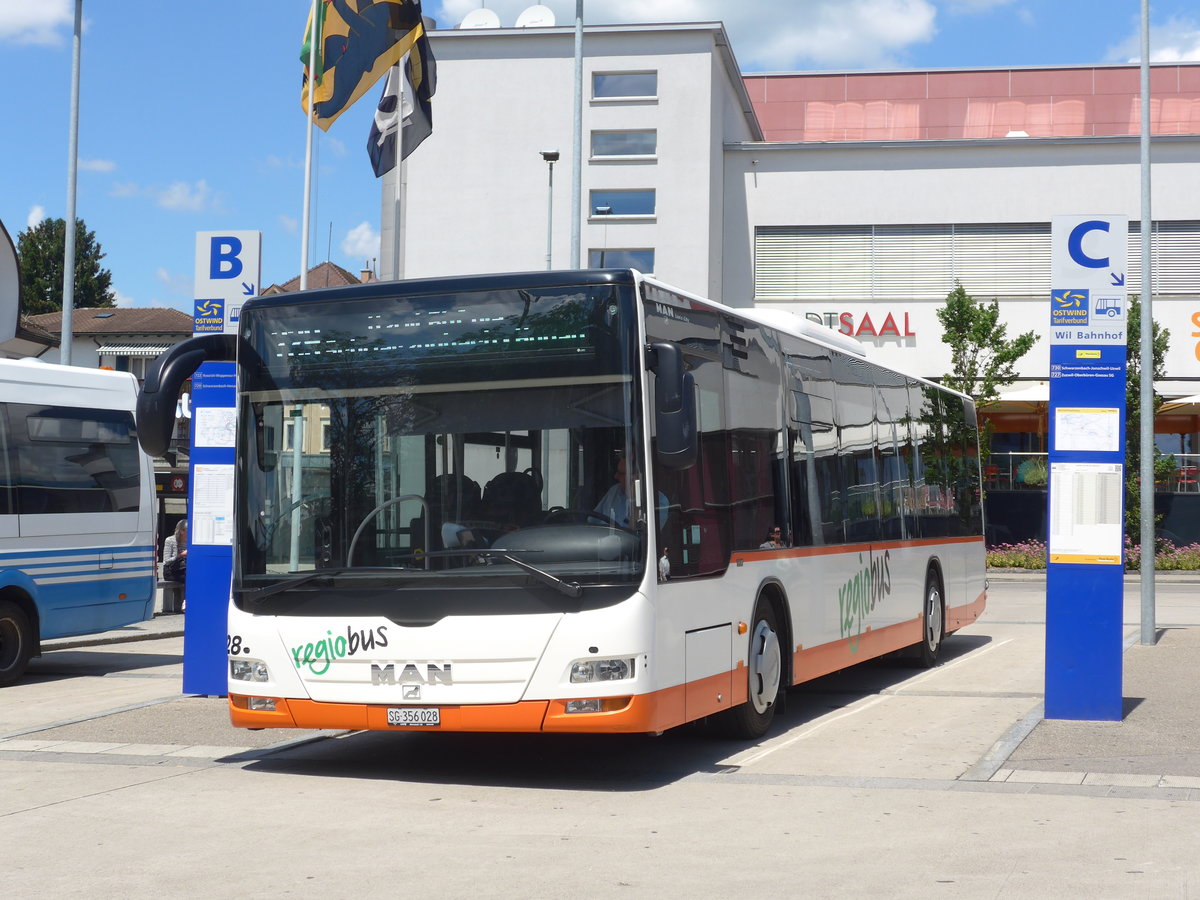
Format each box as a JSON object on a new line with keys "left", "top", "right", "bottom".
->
{"left": 1045, "top": 215, "right": 1128, "bottom": 721}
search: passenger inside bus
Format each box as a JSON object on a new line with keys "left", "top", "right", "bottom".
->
{"left": 759, "top": 526, "right": 785, "bottom": 550}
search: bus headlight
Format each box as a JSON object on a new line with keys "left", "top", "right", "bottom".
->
{"left": 230, "top": 658, "right": 270, "bottom": 682}
{"left": 570, "top": 658, "right": 635, "bottom": 683}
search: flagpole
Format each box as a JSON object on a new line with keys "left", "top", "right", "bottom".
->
{"left": 569, "top": 0, "right": 583, "bottom": 268}
{"left": 61, "top": 0, "right": 83, "bottom": 366}
{"left": 393, "top": 61, "right": 406, "bottom": 281}
{"left": 1138, "top": 0, "right": 1155, "bottom": 643}
{"left": 300, "top": 0, "right": 318, "bottom": 290}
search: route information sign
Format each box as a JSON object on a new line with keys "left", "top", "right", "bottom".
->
{"left": 1045, "top": 214, "right": 1128, "bottom": 721}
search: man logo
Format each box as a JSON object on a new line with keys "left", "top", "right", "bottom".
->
{"left": 402, "top": 684, "right": 420, "bottom": 700}
{"left": 372, "top": 662, "right": 453, "bottom": 686}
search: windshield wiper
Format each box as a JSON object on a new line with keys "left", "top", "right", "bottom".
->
{"left": 494, "top": 552, "right": 582, "bottom": 599}
{"left": 428, "top": 549, "right": 583, "bottom": 599}
{"left": 240, "top": 567, "right": 411, "bottom": 602}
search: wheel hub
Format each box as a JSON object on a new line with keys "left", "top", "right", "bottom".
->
{"left": 749, "top": 619, "right": 781, "bottom": 714}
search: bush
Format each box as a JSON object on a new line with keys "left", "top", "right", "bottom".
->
{"left": 986, "top": 539, "right": 1047, "bottom": 568}
{"left": 986, "top": 538, "right": 1200, "bottom": 570}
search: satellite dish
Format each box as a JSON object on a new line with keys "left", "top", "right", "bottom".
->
{"left": 515, "top": 5, "right": 556, "bottom": 27}
{"left": 459, "top": 7, "right": 500, "bottom": 28}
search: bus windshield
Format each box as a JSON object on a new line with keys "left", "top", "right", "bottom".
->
{"left": 235, "top": 281, "right": 648, "bottom": 612}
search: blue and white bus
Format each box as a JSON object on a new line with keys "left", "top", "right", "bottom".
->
{"left": 0, "top": 359, "right": 157, "bottom": 684}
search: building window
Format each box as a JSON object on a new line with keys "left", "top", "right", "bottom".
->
{"left": 589, "top": 249, "right": 654, "bottom": 272}
{"left": 591, "top": 130, "right": 657, "bottom": 157}
{"left": 108, "top": 356, "right": 151, "bottom": 380}
{"left": 592, "top": 71, "right": 657, "bottom": 100}
{"left": 590, "top": 189, "right": 655, "bottom": 217}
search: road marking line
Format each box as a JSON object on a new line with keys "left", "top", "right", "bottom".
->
{"left": 725, "top": 637, "right": 1016, "bottom": 769}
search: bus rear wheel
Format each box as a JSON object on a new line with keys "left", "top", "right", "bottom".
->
{"left": 0, "top": 600, "right": 34, "bottom": 686}
{"left": 916, "top": 570, "right": 944, "bottom": 668}
{"left": 721, "top": 597, "right": 782, "bottom": 739}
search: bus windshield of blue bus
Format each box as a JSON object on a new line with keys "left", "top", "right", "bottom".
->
{"left": 235, "top": 284, "right": 650, "bottom": 610}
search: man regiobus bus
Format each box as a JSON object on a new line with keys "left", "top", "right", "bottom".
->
{"left": 0, "top": 359, "right": 157, "bottom": 684}
{"left": 136, "top": 269, "right": 986, "bottom": 738}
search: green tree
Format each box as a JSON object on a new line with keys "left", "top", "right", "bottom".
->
{"left": 1124, "top": 295, "right": 1170, "bottom": 540}
{"left": 16, "top": 217, "right": 115, "bottom": 315}
{"left": 936, "top": 281, "right": 1039, "bottom": 460}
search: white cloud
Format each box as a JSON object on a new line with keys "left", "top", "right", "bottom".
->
{"left": 154, "top": 267, "right": 193, "bottom": 299}
{"left": 941, "top": 0, "right": 1015, "bottom": 12}
{"left": 79, "top": 158, "right": 116, "bottom": 173}
{"left": 279, "top": 214, "right": 299, "bottom": 235}
{"left": 111, "top": 289, "right": 135, "bottom": 308}
{"left": 1110, "top": 16, "right": 1200, "bottom": 63}
{"left": 341, "top": 222, "right": 379, "bottom": 262}
{"left": 0, "top": 0, "right": 72, "bottom": 45}
{"left": 27, "top": 205, "right": 46, "bottom": 228}
{"left": 110, "top": 179, "right": 220, "bottom": 212}
{"left": 436, "top": 0, "right": 938, "bottom": 68}
{"left": 156, "top": 180, "right": 212, "bottom": 212}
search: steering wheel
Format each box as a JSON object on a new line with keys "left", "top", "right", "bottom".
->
{"left": 543, "top": 507, "right": 628, "bottom": 530}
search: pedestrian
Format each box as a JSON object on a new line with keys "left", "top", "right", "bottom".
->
{"left": 162, "top": 520, "right": 188, "bottom": 583}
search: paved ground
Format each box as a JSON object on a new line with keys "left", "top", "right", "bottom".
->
{"left": 4, "top": 573, "right": 1200, "bottom": 897}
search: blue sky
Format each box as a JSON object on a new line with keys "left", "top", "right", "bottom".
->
{"left": 1, "top": 0, "right": 1197, "bottom": 314}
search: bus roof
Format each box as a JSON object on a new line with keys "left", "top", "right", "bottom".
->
{"left": 242, "top": 268, "right": 640, "bottom": 314}
{"left": 239, "top": 267, "right": 970, "bottom": 404}
{"left": 0, "top": 357, "right": 139, "bottom": 391}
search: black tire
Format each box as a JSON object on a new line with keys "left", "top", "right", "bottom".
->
{"left": 721, "top": 597, "right": 782, "bottom": 739}
{"left": 0, "top": 600, "right": 35, "bottom": 687}
{"left": 916, "top": 569, "right": 945, "bottom": 668}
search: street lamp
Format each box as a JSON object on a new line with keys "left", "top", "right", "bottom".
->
{"left": 593, "top": 205, "right": 612, "bottom": 266}
{"left": 541, "top": 150, "right": 559, "bottom": 269}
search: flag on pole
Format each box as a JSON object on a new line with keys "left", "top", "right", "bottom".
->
{"left": 300, "top": 0, "right": 425, "bottom": 132}
{"left": 367, "top": 28, "right": 436, "bottom": 177}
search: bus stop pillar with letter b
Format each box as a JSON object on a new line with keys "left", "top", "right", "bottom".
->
{"left": 183, "top": 231, "right": 259, "bottom": 696}
{"left": 1045, "top": 215, "right": 1128, "bottom": 721}
{"left": 184, "top": 365, "right": 236, "bottom": 695}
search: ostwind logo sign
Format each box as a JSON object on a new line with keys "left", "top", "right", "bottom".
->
{"left": 194, "top": 298, "right": 225, "bottom": 333}
{"left": 1050, "top": 289, "right": 1089, "bottom": 327}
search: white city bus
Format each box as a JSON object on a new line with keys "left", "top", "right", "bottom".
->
{"left": 0, "top": 359, "right": 157, "bottom": 684}
{"left": 136, "top": 269, "right": 985, "bottom": 737}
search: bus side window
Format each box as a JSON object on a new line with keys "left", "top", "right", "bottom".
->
{"left": 834, "top": 353, "right": 881, "bottom": 545}
{"left": 911, "top": 383, "right": 950, "bottom": 538}
{"left": 652, "top": 355, "right": 731, "bottom": 579}
{"left": 0, "top": 405, "right": 12, "bottom": 516}
{"left": 875, "top": 375, "right": 913, "bottom": 541}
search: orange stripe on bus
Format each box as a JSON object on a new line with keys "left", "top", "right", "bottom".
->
{"left": 948, "top": 590, "right": 987, "bottom": 632}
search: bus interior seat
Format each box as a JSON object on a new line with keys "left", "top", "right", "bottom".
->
{"left": 482, "top": 470, "right": 543, "bottom": 529}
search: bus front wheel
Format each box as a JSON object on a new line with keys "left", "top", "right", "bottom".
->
{"left": 917, "top": 570, "right": 944, "bottom": 668}
{"left": 0, "top": 600, "right": 34, "bottom": 687}
{"left": 721, "top": 597, "right": 782, "bottom": 739}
